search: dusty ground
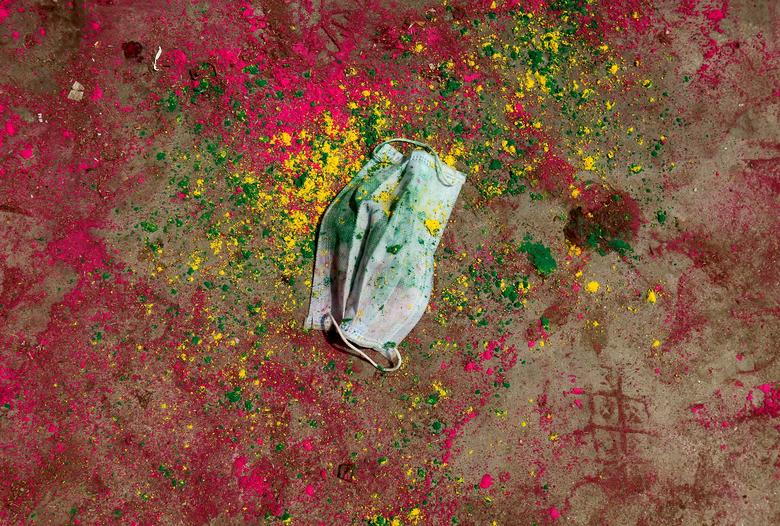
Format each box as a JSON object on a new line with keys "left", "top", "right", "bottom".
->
{"left": 1, "top": 0, "right": 779, "bottom": 524}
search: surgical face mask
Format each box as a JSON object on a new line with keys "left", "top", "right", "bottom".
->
{"left": 305, "top": 138, "right": 466, "bottom": 371}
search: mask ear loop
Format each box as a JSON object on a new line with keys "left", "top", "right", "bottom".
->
{"left": 372, "top": 138, "right": 455, "bottom": 187}
{"left": 328, "top": 312, "right": 403, "bottom": 372}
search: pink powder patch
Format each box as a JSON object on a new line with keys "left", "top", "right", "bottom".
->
{"left": 232, "top": 456, "right": 248, "bottom": 476}
{"left": 478, "top": 473, "right": 493, "bottom": 489}
{"left": 304, "top": 484, "right": 315, "bottom": 496}
{"left": 752, "top": 383, "right": 780, "bottom": 418}
{"left": 549, "top": 506, "right": 561, "bottom": 519}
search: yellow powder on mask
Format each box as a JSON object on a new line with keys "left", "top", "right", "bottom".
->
{"left": 424, "top": 218, "right": 441, "bottom": 235}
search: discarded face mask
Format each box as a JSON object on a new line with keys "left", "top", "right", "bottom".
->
{"left": 305, "top": 138, "right": 466, "bottom": 371}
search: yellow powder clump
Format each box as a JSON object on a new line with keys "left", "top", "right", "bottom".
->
{"left": 583, "top": 156, "right": 596, "bottom": 171}
{"left": 647, "top": 289, "right": 657, "bottom": 303}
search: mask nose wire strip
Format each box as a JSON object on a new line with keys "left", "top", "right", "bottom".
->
{"left": 328, "top": 312, "right": 403, "bottom": 372}
{"left": 372, "top": 138, "right": 455, "bottom": 187}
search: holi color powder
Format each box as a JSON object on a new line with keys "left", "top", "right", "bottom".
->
{"left": 0, "top": 0, "right": 779, "bottom": 524}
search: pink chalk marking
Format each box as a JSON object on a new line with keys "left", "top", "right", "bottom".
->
{"left": 19, "top": 145, "right": 33, "bottom": 158}
{"left": 574, "top": 399, "right": 583, "bottom": 409}
{"left": 304, "top": 484, "right": 315, "bottom": 496}
{"left": 736, "top": 353, "right": 744, "bottom": 361}
{"left": 5, "top": 119, "right": 16, "bottom": 135}
{"left": 91, "top": 86, "right": 104, "bottom": 101}
{"left": 301, "top": 438, "right": 313, "bottom": 451}
{"left": 571, "top": 387, "right": 584, "bottom": 394}
{"left": 464, "top": 361, "right": 477, "bottom": 372}
{"left": 478, "top": 473, "right": 493, "bottom": 489}
{"left": 549, "top": 506, "right": 561, "bottom": 520}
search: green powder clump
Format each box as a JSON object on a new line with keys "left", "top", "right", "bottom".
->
{"left": 519, "top": 238, "right": 557, "bottom": 277}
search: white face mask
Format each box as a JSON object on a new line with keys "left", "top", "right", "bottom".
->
{"left": 305, "top": 138, "right": 466, "bottom": 371}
